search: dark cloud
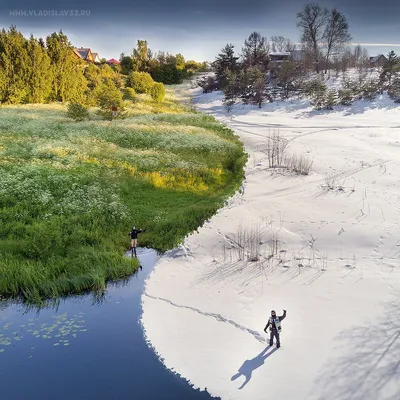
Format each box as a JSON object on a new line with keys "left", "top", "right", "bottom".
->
{"left": 0, "top": 0, "right": 399, "bottom": 60}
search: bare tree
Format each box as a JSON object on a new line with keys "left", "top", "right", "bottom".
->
{"left": 271, "top": 36, "right": 296, "bottom": 53}
{"left": 297, "top": 4, "right": 329, "bottom": 73}
{"left": 323, "top": 8, "right": 351, "bottom": 73}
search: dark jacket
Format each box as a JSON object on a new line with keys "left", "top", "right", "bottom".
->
{"left": 129, "top": 229, "right": 143, "bottom": 239}
{"left": 264, "top": 310, "right": 286, "bottom": 332}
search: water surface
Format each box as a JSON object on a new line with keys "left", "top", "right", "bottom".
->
{"left": 0, "top": 248, "right": 218, "bottom": 400}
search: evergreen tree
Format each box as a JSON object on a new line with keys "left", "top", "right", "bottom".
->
{"left": 46, "top": 31, "right": 87, "bottom": 102}
{"left": 389, "top": 76, "right": 400, "bottom": 102}
{"left": 324, "top": 90, "right": 338, "bottom": 110}
{"left": 0, "top": 26, "right": 29, "bottom": 104}
{"left": 119, "top": 53, "right": 134, "bottom": 75}
{"left": 214, "top": 44, "right": 239, "bottom": 89}
{"left": 25, "top": 35, "right": 53, "bottom": 103}
{"left": 249, "top": 67, "right": 267, "bottom": 108}
{"left": 222, "top": 70, "right": 240, "bottom": 112}
{"left": 380, "top": 51, "right": 400, "bottom": 87}
{"left": 276, "top": 60, "right": 299, "bottom": 99}
{"left": 242, "top": 32, "right": 269, "bottom": 71}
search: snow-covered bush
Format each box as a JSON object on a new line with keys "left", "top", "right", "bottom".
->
{"left": 198, "top": 75, "right": 219, "bottom": 93}
{"left": 324, "top": 90, "right": 338, "bottom": 110}
{"left": 359, "top": 78, "right": 380, "bottom": 101}
{"left": 388, "top": 77, "right": 400, "bottom": 102}
{"left": 304, "top": 78, "right": 327, "bottom": 98}
{"left": 338, "top": 88, "right": 354, "bottom": 105}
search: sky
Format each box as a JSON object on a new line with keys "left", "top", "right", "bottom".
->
{"left": 0, "top": 0, "right": 399, "bottom": 61}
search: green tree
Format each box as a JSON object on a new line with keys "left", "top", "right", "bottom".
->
{"left": 132, "top": 40, "right": 149, "bottom": 71}
{"left": 242, "top": 32, "right": 269, "bottom": 71}
{"left": 0, "top": 26, "right": 30, "bottom": 104}
{"left": 67, "top": 103, "right": 89, "bottom": 121}
{"left": 150, "top": 82, "right": 166, "bottom": 102}
{"left": 214, "top": 43, "right": 239, "bottom": 89}
{"left": 175, "top": 53, "right": 185, "bottom": 70}
{"left": 119, "top": 53, "right": 134, "bottom": 75}
{"left": 96, "top": 86, "right": 124, "bottom": 120}
{"left": 222, "top": 70, "right": 240, "bottom": 112}
{"left": 248, "top": 67, "right": 267, "bottom": 108}
{"left": 380, "top": 51, "right": 400, "bottom": 87}
{"left": 276, "top": 60, "right": 299, "bottom": 99}
{"left": 25, "top": 35, "right": 53, "bottom": 103}
{"left": 127, "top": 71, "right": 154, "bottom": 93}
{"left": 46, "top": 31, "right": 87, "bottom": 102}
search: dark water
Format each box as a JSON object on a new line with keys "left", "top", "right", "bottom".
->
{"left": 0, "top": 248, "right": 218, "bottom": 400}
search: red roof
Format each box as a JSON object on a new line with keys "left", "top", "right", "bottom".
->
{"left": 107, "top": 58, "right": 120, "bottom": 65}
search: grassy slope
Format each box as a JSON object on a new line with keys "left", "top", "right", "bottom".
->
{"left": 0, "top": 92, "right": 246, "bottom": 303}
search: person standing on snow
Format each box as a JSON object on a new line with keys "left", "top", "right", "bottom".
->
{"left": 264, "top": 309, "right": 287, "bottom": 348}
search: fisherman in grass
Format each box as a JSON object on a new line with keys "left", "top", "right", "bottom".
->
{"left": 128, "top": 226, "right": 143, "bottom": 249}
{"left": 264, "top": 309, "right": 287, "bottom": 348}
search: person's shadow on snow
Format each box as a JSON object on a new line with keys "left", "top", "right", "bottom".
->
{"left": 231, "top": 346, "right": 278, "bottom": 389}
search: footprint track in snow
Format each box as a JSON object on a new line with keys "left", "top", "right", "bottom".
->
{"left": 144, "top": 293, "right": 266, "bottom": 344}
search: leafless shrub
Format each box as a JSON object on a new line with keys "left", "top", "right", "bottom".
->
{"left": 268, "top": 230, "right": 280, "bottom": 259}
{"left": 283, "top": 153, "right": 314, "bottom": 175}
{"left": 324, "top": 173, "right": 337, "bottom": 190}
{"left": 264, "top": 130, "right": 313, "bottom": 175}
{"left": 265, "top": 130, "right": 289, "bottom": 168}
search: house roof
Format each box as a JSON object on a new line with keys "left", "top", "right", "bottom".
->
{"left": 270, "top": 52, "right": 291, "bottom": 57}
{"left": 370, "top": 54, "right": 387, "bottom": 62}
{"left": 72, "top": 48, "right": 82, "bottom": 59}
{"left": 107, "top": 58, "right": 120, "bottom": 64}
{"left": 74, "top": 47, "right": 91, "bottom": 60}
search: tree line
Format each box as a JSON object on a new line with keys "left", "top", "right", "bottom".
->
{"left": 0, "top": 26, "right": 207, "bottom": 106}
{"left": 119, "top": 40, "right": 207, "bottom": 84}
{"left": 207, "top": 3, "right": 400, "bottom": 110}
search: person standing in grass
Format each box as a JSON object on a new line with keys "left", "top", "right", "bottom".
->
{"left": 128, "top": 226, "right": 143, "bottom": 249}
{"left": 264, "top": 309, "right": 287, "bottom": 348}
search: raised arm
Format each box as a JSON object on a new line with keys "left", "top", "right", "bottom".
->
{"left": 279, "top": 309, "right": 287, "bottom": 321}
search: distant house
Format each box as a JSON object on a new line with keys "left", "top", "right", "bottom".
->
{"left": 92, "top": 52, "right": 101, "bottom": 63}
{"left": 72, "top": 48, "right": 82, "bottom": 60}
{"left": 290, "top": 49, "right": 305, "bottom": 62}
{"left": 269, "top": 52, "right": 291, "bottom": 63}
{"left": 73, "top": 47, "right": 94, "bottom": 62}
{"left": 370, "top": 54, "right": 387, "bottom": 68}
{"left": 106, "top": 58, "right": 120, "bottom": 66}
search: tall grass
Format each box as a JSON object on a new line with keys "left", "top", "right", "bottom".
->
{"left": 0, "top": 94, "right": 246, "bottom": 303}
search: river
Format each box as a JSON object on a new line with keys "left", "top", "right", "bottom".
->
{"left": 0, "top": 248, "right": 218, "bottom": 400}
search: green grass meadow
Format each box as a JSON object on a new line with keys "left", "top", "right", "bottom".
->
{"left": 0, "top": 93, "right": 246, "bottom": 303}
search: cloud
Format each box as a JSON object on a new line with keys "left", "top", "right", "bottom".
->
{"left": 349, "top": 43, "right": 400, "bottom": 47}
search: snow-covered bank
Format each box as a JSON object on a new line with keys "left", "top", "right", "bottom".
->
{"left": 142, "top": 89, "right": 400, "bottom": 400}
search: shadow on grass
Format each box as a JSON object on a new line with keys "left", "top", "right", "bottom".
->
{"left": 309, "top": 297, "right": 400, "bottom": 400}
{"left": 231, "top": 346, "right": 278, "bottom": 389}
